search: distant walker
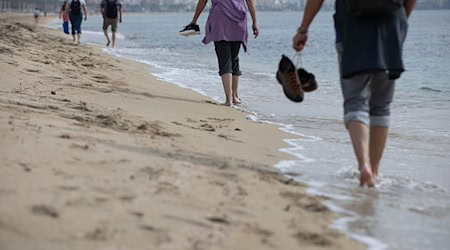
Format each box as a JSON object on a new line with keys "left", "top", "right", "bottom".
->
{"left": 33, "top": 8, "right": 40, "bottom": 25}
{"left": 66, "top": 0, "right": 88, "bottom": 44}
{"left": 101, "top": 0, "right": 123, "bottom": 48}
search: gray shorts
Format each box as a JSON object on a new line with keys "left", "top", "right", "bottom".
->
{"left": 336, "top": 43, "right": 395, "bottom": 127}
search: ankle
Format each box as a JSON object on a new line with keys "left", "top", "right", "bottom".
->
{"left": 358, "top": 163, "right": 372, "bottom": 172}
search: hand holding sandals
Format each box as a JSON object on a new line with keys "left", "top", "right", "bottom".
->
{"left": 293, "top": 28, "right": 308, "bottom": 52}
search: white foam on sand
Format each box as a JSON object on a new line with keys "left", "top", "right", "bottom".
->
{"left": 84, "top": 30, "right": 125, "bottom": 40}
{"left": 324, "top": 201, "right": 388, "bottom": 250}
{"left": 273, "top": 123, "right": 388, "bottom": 250}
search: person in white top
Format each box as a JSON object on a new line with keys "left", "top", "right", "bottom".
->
{"left": 33, "top": 8, "right": 40, "bottom": 24}
{"left": 66, "top": 0, "right": 88, "bottom": 44}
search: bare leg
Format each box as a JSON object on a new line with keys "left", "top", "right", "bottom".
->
{"left": 72, "top": 34, "right": 76, "bottom": 42}
{"left": 232, "top": 75, "right": 241, "bottom": 104}
{"left": 77, "top": 33, "right": 81, "bottom": 44}
{"left": 103, "top": 29, "right": 111, "bottom": 47}
{"left": 369, "top": 126, "right": 389, "bottom": 177}
{"left": 221, "top": 73, "right": 233, "bottom": 106}
{"left": 347, "top": 121, "right": 375, "bottom": 187}
{"left": 112, "top": 32, "right": 116, "bottom": 48}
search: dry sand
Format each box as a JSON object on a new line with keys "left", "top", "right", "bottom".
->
{"left": 0, "top": 15, "right": 363, "bottom": 250}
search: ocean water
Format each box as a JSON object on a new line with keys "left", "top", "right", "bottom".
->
{"left": 62, "top": 10, "right": 449, "bottom": 250}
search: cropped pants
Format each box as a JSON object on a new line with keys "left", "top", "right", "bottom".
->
{"left": 336, "top": 43, "right": 396, "bottom": 128}
{"left": 69, "top": 13, "right": 83, "bottom": 35}
{"left": 214, "top": 41, "right": 242, "bottom": 76}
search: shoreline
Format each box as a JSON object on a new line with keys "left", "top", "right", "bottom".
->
{"left": 0, "top": 15, "right": 364, "bottom": 250}
{"left": 61, "top": 11, "right": 450, "bottom": 250}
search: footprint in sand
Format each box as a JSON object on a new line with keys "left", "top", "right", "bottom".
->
{"left": 92, "top": 75, "right": 110, "bottom": 84}
{"left": 69, "top": 101, "right": 92, "bottom": 112}
{"left": 25, "top": 68, "right": 39, "bottom": 73}
{"left": 130, "top": 211, "right": 144, "bottom": 218}
{"left": 70, "top": 143, "right": 89, "bottom": 150}
{"left": 293, "top": 232, "right": 332, "bottom": 246}
{"left": 154, "top": 182, "right": 179, "bottom": 195}
{"left": 206, "top": 216, "right": 230, "bottom": 225}
{"left": 118, "top": 195, "right": 136, "bottom": 202}
{"left": 85, "top": 227, "right": 108, "bottom": 241}
{"left": 57, "top": 186, "right": 79, "bottom": 191}
{"left": 18, "top": 162, "right": 32, "bottom": 172}
{"left": 139, "top": 167, "right": 165, "bottom": 180}
{"left": 30, "top": 205, "right": 59, "bottom": 218}
{"left": 4, "top": 60, "right": 18, "bottom": 65}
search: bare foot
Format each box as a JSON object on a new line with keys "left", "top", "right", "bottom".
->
{"left": 233, "top": 96, "right": 242, "bottom": 105}
{"left": 106, "top": 40, "right": 111, "bottom": 47}
{"left": 359, "top": 164, "right": 375, "bottom": 188}
{"left": 223, "top": 101, "right": 233, "bottom": 107}
{"left": 371, "top": 166, "right": 379, "bottom": 178}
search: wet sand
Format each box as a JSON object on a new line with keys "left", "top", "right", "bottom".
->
{"left": 0, "top": 15, "right": 363, "bottom": 250}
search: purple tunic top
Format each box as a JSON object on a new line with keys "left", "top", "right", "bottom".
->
{"left": 202, "top": 0, "right": 249, "bottom": 51}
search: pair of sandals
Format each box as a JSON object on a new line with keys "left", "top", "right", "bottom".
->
{"left": 276, "top": 55, "right": 318, "bottom": 102}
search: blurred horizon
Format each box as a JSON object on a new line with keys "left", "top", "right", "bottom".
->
{"left": 1, "top": 0, "right": 449, "bottom": 13}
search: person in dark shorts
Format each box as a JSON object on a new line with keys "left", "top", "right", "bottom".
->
{"left": 66, "top": 0, "right": 87, "bottom": 44}
{"left": 33, "top": 8, "right": 40, "bottom": 25}
{"left": 101, "top": 0, "right": 122, "bottom": 48}
{"left": 189, "top": 0, "right": 259, "bottom": 106}
{"left": 292, "top": 0, "right": 416, "bottom": 187}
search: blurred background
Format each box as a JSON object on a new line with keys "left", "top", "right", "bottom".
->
{"left": 1, "top": 0, "right": 449, "bottom": 14}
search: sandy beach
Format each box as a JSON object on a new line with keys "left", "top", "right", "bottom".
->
{"left": 0, "top": 15, "right": 363, "bottom": 250}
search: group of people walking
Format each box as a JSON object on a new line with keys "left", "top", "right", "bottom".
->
{"left": 58, "top": 0, "right": 122, "bottom": 47}
{"left": 50, "top": 0, "right": 416, "bottom": 187}
{"left": 188, "top": 0, "right": 416, "bottom": 187}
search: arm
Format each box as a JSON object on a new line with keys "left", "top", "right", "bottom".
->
{"left": 60, "top": 3, "right": 67, "bottom": 19}
{"left": 83, "top": 4, "right": 87, "bottom": 20}
{"left": 65, "top": 5, "right": 70, "bottom": 17}
{"left": 246, "top": 0, "right": 259, "bottom": 38}
{"left": 119, "top": 5, "right": 123, "bottom": 23}
{"left": 404, "top": 0, "right": 416, "bottom": 18}
{"left": 100, "top": 1, "right": 105, "bottom": 17}
{"left": 293, "top": 0, "right": 324, "bottom": 52}
{"left": 191, "top": 0, "right": 208, "bottom": 24}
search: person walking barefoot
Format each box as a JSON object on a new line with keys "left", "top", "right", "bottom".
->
{"left": 292, "top": 0, "right": 416, "bottom": 187}
{"left": 33, "top": 8, "right": 40, "bottom": 25}
{"left": 101, "top": 0, "right": 122, "bottom": 48}
{"left": 188, "top": 0, "right": 258, "bottom": 106}
{"left": 67, "top": 0, "right": 87, "bottom": 44}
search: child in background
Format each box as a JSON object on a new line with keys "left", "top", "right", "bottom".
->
{"left": 59, "top": 1, "right": 70, "bottom": 34}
